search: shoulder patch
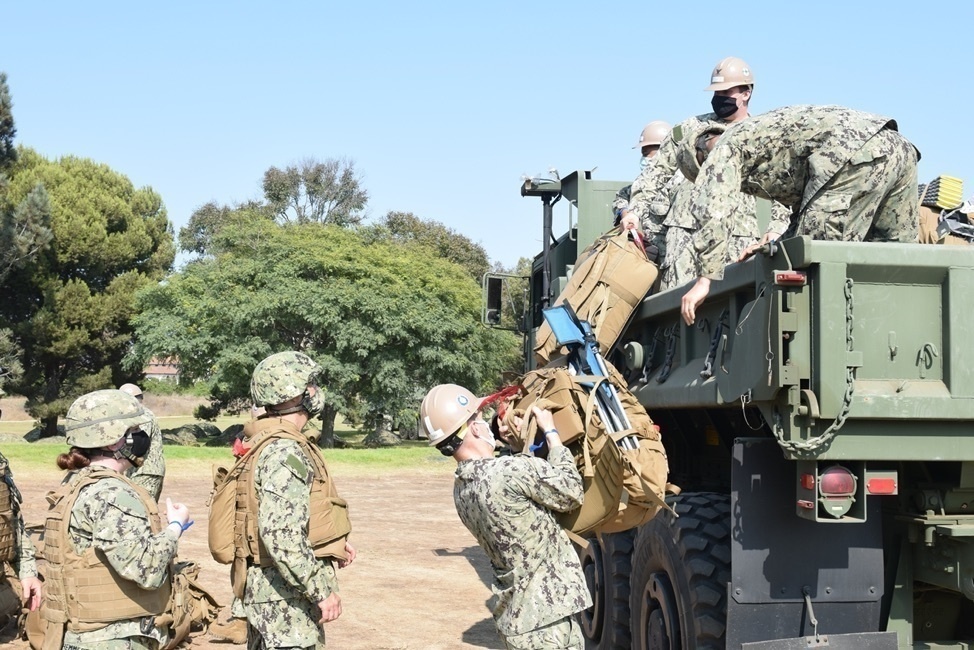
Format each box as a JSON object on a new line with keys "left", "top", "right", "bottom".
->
{"left": 111, "top": 488, "right": 148, "bottom": 516}
{"left": 91, "top": 478, "right": 149, "bottom": 519}
{"left": 285, "top": 453, "right": 308, "bottom": 477}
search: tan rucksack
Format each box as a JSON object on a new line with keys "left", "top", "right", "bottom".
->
{"left": 534, "top": 229, "right": 659, "bottom": 367}
{"left": 500, "top": 358, "right": 670, "bottom": 535}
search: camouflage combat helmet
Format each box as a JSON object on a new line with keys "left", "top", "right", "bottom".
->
{"left": 251, "top": 351, "right": 322, "bottom": 408}
{"left": 64, "top": 389, "right": 153, "bottom": 449}
{"left": 705, "top": 56, "right": 754, "bottom": 91}
{"left": 421, "top": 384, "right": 482, "bottom": 447}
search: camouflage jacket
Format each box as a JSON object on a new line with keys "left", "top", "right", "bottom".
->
{"left": 614, "top": 155, "right": 662, "bottom": 220}
{"left": 688, "top": 105, "right": 899, "bottom": 278}
{"left": 244, "top": 430, "right": 338, "bottom": 605}
{"left": 61, "top": 466, "right": 178, "bottom": 647}
{"left": 453, "top": 447, "right": 591, "bottom": 636}
{"left": 127, "top": 406, "right": 165, "bottom": 500}
{"left": 629, "top": 112, "right": 723, "bottom": 224}
{"left": 612, "top": 183, "right": 632, "bottom": 222}
{"left": 0, "top": 450, "right": 37, "bottom": 579}
{"left": 664, "top": 179, "right": 791, "bottom": 279}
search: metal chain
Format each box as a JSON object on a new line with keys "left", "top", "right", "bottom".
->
{"left": 775, "top": 278, "right": 855, "bottom": 455}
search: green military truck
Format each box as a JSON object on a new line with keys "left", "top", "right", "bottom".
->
{"left": 485, "top": 171, "right": 974, "bottom": 649}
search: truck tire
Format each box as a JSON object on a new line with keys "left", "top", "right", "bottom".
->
{"left": 578, "top": 529, "right": 635, "bottom": 649}
{"left": 629, "top": 493, "right": 731, "bottom": 650}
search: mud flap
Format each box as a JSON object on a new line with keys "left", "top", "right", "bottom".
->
{"left": 742, "top": 631, "right": 898, "bottom": 649}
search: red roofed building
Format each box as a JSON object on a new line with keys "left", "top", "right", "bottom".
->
{"left": 145, "top": 357, "right": 180, "bottom": 383}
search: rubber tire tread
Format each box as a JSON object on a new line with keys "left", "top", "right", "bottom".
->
{"left": 585, "top": 529, "right": 635, "bottom": 649}
{"left": 629, "top": 492, "right": 731, "bottom": 650}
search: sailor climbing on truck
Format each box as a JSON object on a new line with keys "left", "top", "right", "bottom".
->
{"left": 680, "top": 103, "right": 921, "bottom": 326}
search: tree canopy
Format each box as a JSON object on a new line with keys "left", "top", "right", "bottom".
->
{"left": 0, "top": 72, "right": 51, "bottom": 396}
{"left": 263, "top": 157, "right": 368, "bottom": 227}
{"left": 1, "top": 149, "right": 174, "bottom": 432}
{"left": 133, "top": 218, "right": 519, "bottom": 445}
{"left": 367, "top": 211, "right": 491, "bottom": 282}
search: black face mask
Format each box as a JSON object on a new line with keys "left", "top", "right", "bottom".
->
{"left": 711, "top": 94, "right": 739, "bottom": 120}
{"left": 120, "top": 429, "right": 151, "bottom": 466}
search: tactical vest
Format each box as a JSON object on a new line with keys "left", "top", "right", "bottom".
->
{"left": 0, "top": 464, "right": 16, "bottom": 563}
{"left": 236, "top": 420, "right": 351, "bottom": 566}
{"left": 40, "top": 468, "right": 171, "bottom": 634}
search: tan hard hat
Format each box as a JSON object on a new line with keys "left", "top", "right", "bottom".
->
{"left": 706, "top": 56, "right": 754, "bottom": 91}
{"left": 118, "top": 383, "right": 143, "bottom": 398}
{"left": 633, "top": 120, "right": 671, "bottom": 149}
{"left": 420, "top": 384, "right": 481, "bottom": 447}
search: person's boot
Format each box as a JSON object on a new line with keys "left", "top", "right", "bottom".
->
{"left": 209, "top": 617, "right": 248, "bottom": 644}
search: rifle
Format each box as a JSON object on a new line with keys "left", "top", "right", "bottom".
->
{"left": 539, "top": 303, "right": 639, "bottom": 452}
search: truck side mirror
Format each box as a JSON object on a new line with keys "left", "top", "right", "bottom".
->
{"left": 485, "top": 276, "right": 503, "bottom": 325}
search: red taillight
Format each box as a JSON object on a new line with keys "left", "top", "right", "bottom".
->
{"left": 819, "top": 466, "right": 856, "bottom": 496}
{"left": 800, "top": 473, "right": 816, "bottom": 490}
{"left": 774, "top": 271, "right": 807, "bottom": 286}
{"left": 867, "top": 477, "right": 897, "bottom": 495}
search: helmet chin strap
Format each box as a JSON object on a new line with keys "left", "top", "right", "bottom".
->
{"left": 113, "top": 447, "right": 144, "bottom": 467}
{"left": 267, "top": 403, "right": 305, "bottom": 416}
{"left": 267, "top": 388, "right": 322, "bottom": 418}
{"left": 109, "top": 430, "right": 146, "bottom": 467}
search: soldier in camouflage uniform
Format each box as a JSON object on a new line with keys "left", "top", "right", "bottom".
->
{"left": 659, "top": 123, "right": 791, "bottom": 290}
{"left": 119, "top": 383, "right": 165, "bottom": 501}
{"left": 612, "top": 120, "right": 671, "bottom": 233}
{"left": 0, "top": 451, "right": 42, "bottom": 623}
{"left": 42, "top": 389, "right": 191, "bottom": 650}
{"left": 241, "top": 351, "right": 355, "bottom": 650}
{"left": 623, "top": 56, "right": 755, "bottom": 259}
{"left": 421, "top": 384, "right": 590, "bottom": 649}
{"left": 680, "top": 104, "right": 920, "bottom": 325}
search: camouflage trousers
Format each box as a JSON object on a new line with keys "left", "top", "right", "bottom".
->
{"left": 662, "top": 227, "right": 755, "bottom": 291}
{"left": 795, "top": 127, "right": 919, "bottom": 243}
{"left": 245, "top": 597, "right": 325, "bottom": 650}
{"left": 500, "top": 616, "right": 583, "bottom": 650}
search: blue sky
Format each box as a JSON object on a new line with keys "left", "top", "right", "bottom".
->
{"left": 3, "top": 1, "right": 972, "bottom": 269}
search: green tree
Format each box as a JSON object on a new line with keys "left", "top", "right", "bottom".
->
{"left": 367, "top": 211, "right": 491, "bottom": 282}
{"left": 178, "top": 199, "right": 271, "bottom": 257}
{"left": 0, "top": 72, "right": 51, "bottom": 395}
{"left": 132, "top": 220, "right": 519, "bottom": 446}
{"left": 2, "top": 150, "right": 174, "bottom": 434}
{"left": 0, "top": 72, "right": 15, "bottom": 169}
{"left": 263, "top": 157, "right": 368, "bottom": 226}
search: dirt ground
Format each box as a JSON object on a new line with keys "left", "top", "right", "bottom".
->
{"left": 0, "top": 395, "right": 216, "bottom": 422}
{"left": 2, "top": 463, "right": 506, "bottom": 650}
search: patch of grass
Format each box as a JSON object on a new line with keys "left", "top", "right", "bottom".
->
{"left": 0, "top": 434, "right": 454, "bottom": 478}
{"left": 0, "top": 421, "right": 39, "bottom": 436}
